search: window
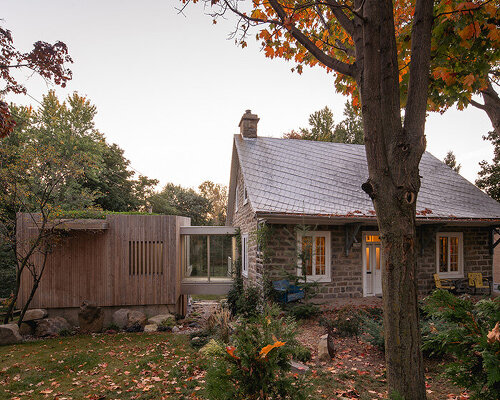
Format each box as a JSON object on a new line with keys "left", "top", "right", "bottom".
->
{"left": 436, "top": 232, "right": 463, "bottom": 277}
{"left": 128, "top": 241, "right": 164, "bottom": 276}
{"left": 243, "top": 186, "right": 248, "bottom": 205}
{"left": 241, "top": 233, "right": 249, "bottom": 277}
{"left": 297, "top": 231, "right": 331, "bottom": 282}
{"left": 235, "top": 183, "right": 240, "bottom": 212}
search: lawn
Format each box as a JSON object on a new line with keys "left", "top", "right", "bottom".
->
{"left": 0, "top": 330, "right": 466, "bottom": 400}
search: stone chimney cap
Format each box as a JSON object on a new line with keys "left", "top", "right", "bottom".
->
{"left": 239, "top": 110, "right": 259, "bottom": 138}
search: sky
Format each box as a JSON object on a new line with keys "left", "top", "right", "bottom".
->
{"left": 1, "top": 0, "right": 494, "bottom": 190}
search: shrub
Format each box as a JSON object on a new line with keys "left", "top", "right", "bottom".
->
{"left": 287, "top": 303, "right": 321, "bottom": 320}
{"left": 227, "top": 276, "right": 262, "bottom": 318}
{"left": 205, "top": 304, "right": 309, "bottom": 400}
{"left": 320, "top": 305, "right": 363, "bottom": 339}
{"left": 421, "top": 290, "right": 500, "bottom": 400}
{"left": 206, "top": 306, "right": 232, "bottom": 343}
{"left": 362, "top": 316, "right": 385, "bottom": 351}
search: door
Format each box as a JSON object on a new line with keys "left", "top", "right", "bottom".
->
{"left": 363, "top": 233, "right": 382, "bottom": 296}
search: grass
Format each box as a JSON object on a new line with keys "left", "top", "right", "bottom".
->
{"left": 0, "top": 332, "right": 206, "bottom": 400}
{"left": 0, "top": 331, "right": 464, "bottom": 400}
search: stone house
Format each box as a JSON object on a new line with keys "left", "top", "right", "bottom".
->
{"left": 226, "top": 111, "right": 500, "bottom": 299}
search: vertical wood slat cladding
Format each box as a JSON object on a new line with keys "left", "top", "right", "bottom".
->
{"left": 17, "top": 214, "right": 190, "bottom": 309}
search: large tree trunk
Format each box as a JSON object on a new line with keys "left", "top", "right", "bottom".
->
{"left": 481, "top": 81, "right": 500, "bottom": 137}
{"left": 358, "top": 1, "right": 432, "bottom": 399}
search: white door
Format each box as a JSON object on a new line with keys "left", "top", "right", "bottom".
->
{"left": 363, "top": 233, "right": 382, "bottom": 296}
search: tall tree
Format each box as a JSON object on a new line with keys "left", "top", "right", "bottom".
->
{"left": 283, "top": 101, "right": 364, "bottom": 143}
{"left": 443, "top": 150, "right": 461, "bottom": 173}
{"left": 149, "top": 183, "right": 212, "bottom": 226}
{"left": 476, "top": 131, "right": 500, "bottom": 201}
{"left": 181, "top": 1, "right": 455, "bottom": 397}
{"left": 0, "top": 107, "right": 88, "bottom": 324}
{"left": 0, "top": 24, "right": 72, "bottom": 138}
{"left": 198, "top": 181, "right": 228, "bottom": 225}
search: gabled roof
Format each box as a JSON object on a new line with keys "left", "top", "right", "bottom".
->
{"left": 228, "top": 135, "right": 500, "bottom": 223}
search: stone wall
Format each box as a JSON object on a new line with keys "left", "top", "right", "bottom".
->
{"left": 231, "top": 166, "right": 259, "bottom": 286}
{"left": 254, "top": 224, "right": 493, "bottom": 299}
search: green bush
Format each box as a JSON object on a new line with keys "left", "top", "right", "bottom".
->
{"left": 287, "top": 303, "right": 321, "bottom": 320}
{"left": 362, "top": 316, "right": 385, "bottom": 351}
{"left": 421, "top": 290, "right": 500, "bottom": 400}
{"left": 320, "top": 305, "right": 363, "bottom": 338}
{"left": 205, "top": 305, "right": 309, "bottom": 400}
{"left": 227, "top": 276, "right": 262, "bottom": 318}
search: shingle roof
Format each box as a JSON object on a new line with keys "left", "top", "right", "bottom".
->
{"left": 234, "top": 135, "right": 500, "bottom": 220}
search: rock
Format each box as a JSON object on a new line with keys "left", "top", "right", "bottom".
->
{"left": 290, "top": 360, "right": 310, "bottom": 374}
{"left": 318, "top": 334, "right": 330, "bottom": 362}
{"left": 128, "top": 311, "right": 147, "bottom": 329}
{"left": 172, "top": 326, "right": 180, "bottom": 333}
{"left": 0, "top": 324, "right": 23, "bottom": 345}
{"left": 112, "top": 309, "right": 130, "bottom": 329}
{"left": 148, "top": 314, "right": 175, "bottom": 325}
{"left": 23, "top": 309, "right": 48, "bottom": 322}
{"left": 144, "top": 324, "right": 158, "bottom": 332}
{"left": 34, "top": 317, "right": 71, "bottom": 337}
{"left": 78, "top": 301, "right": 104, "bottom": 333}
{"left": 19, "top": 322, "right": 35, "bottom": 336}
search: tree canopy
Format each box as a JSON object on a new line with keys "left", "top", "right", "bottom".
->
{"left": 476, "top": 131, "right": 500, "bottom": 200}
{"left": 0, "top": 24, "right": 72, "bottom": 138}
{"left": 283, "top": 101, "right": 363, "bottom": 143}
{"left": 443, "top": 151, "right": 462, "bottom": 173}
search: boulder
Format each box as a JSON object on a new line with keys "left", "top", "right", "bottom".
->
{"left": 144, "top": 324, "right": 158, "bottom": 333}
{"left": 127, "top": 311, "right": 147, "bottom": 329}
{"left": 172, "top": 326, "right": 180, "bottom": 333}
{"left": 112, "top": 309, "right": 130, "bottom": 329}
{"left": 19, "top": 322, "right": 35, "bottom": 336}
{"left": 0, "top": 324, "right": 23, "bottom": 345}
{"left": 290, "top": 360, "right": 310, "bottom": 374}
{"left": 78, "top": 301, "right": 104, "bottom": 333}
{"left": 318, "top": 334, "right": 330, "bottom": 362}
{"left": 23, "top": 309, "right": 48, "bottom": 322}
{"left": 148, "top": 314, "right": 175, "bottom": 326}
{"left": 34, "top": 317, "right": 71, "bottom": 337}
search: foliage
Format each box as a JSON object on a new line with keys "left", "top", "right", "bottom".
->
{"left": 362, "top": 316, "right": 385, "bottom": 352}
{"left": 443, "top": 150, "right": 462, "bottom": 173}
{"left": 198, "top": 181, "right": 228, "bottom": 225}
{"left": 149, "top": 183, "right": 212, "bottom": 225}
{"left": 283, "top": 102, "right": 363, "bottom": 144}
{"left": 320, "top": 305, "right": 364, "bottom": 339}
{"left": 421, "top": 290, "right": 500, "bottom": 399}
{"left": 0, "top": 241, "right": 16, "bottom": 297}
{"left": 0, "top": 24, "right": 72, "bottom": 138}
{"left": 206, "top": 306, "right": 232, "bottom": 343}
{"left": 205, "top": 305, "right": 309, "bottom": 400}
{"left": 287, "top": 303, "right": 321, "bottom": 320}
{"left": 476, "top": 130, "right": 500, "bottom": 201}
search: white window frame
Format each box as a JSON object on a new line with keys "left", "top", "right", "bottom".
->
{"left": 241, "top": 233, "right": 249, "bottom": 278}
{"left": 297, "top": 231, "right": 331, "bottom": 283}
{"left": 243, "top": 186, "right": 248, "bottom": 205}
{"left": 435, "top": 232, "right": 464, "bottom": 278}
{"left": 235, "top": 183, "right": 240, "bottom": 212}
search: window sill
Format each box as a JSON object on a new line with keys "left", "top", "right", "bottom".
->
{"left": 304, "top": 276, "right": 331, "bottom": 283}
{"left": 437, "top": 272, "right": 464, "bottom": 279}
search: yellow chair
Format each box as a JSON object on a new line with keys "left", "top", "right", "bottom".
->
{"left": 467, "top": 273, "right": 492, "bottom": 295}
{"left": 434, "top": 274, "right": 455, "bottom": 291}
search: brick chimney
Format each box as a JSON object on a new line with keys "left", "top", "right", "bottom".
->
{"left": 239, "top": 110, "right": 259, "bottom": 138}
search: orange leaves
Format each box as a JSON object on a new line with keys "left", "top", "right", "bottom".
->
{"left": 433, "top": 67, "right": 456, "bottom": 86}
{"left": 458, "top": 21, "right": 481, "bottom": 41}
{"left": 487, "top": 322, "right": 500, "bottom": 344}
{"left": 463, "top": 74, "right": 475, "bottom": 88}
{"left": 226, "top": 346, "right": 240, "bottom": 360}
{"left": 251, "top": 8, "right": 267, "bottom": 22}
{"left": 259, "top": 341, "right": 286, "bottom": 358}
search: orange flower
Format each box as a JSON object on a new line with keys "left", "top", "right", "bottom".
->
{"left": 226, "top": 346, "right": 240, "bottom": 360}
{"left": 259, "top": 341, "right": 286, "bottom": 358}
